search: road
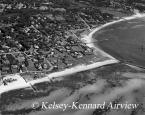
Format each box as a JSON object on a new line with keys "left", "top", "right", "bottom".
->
{"left": 1, "top": 14, "right": 145, "bottom": 115}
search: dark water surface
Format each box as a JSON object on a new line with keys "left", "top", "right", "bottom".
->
{"left": 93, "top": 17, "right": 145, "bottom": 68}
{"left": 1, "top": 17, "right": 145, "bottom": 115}
{"left": 1, "top": 63, "right": 145, "bottom": 115}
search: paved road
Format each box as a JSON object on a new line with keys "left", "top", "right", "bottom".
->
{"left": 2, "top": 16, "right": 145, "bottom": 115}
{"left": 93, "top": 16, "right": 145, "bottom": 68}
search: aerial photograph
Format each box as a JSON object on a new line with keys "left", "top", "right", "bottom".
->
{"left": 0, "top": 0, "right": 145, "bottom": 115}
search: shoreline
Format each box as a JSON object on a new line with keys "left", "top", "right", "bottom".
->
{"left": 1, "top": 13, "right": 145, "bottom": 95}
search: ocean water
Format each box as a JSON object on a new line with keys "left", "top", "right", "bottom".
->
{"left": 1, "top": 16, "right": 145, "bottom": 115}
{"left": 94, "top": 16, "right": 145, "bottom": 68}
